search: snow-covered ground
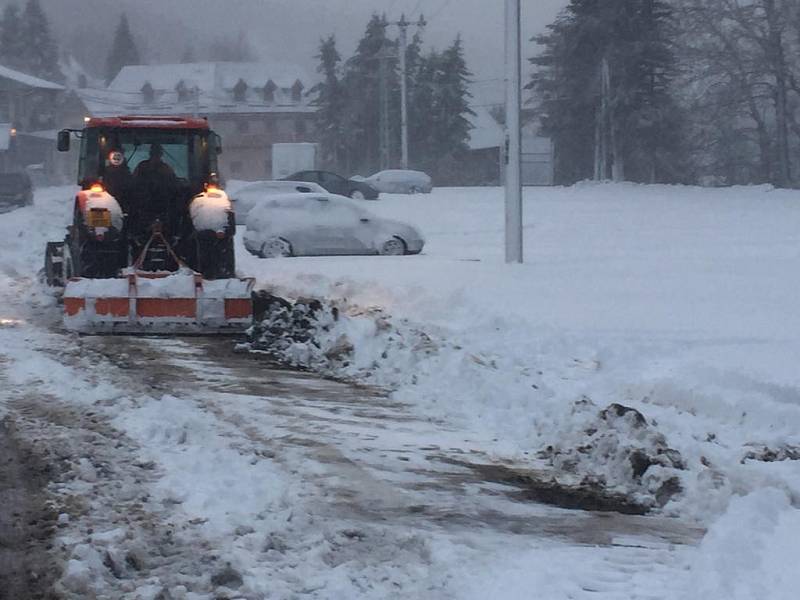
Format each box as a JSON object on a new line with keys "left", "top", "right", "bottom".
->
{"left": 238, "top": 183, "right": 800, "bottom": 595}
{"left": 0, "top": 183, "right": 798, "bottom": 599}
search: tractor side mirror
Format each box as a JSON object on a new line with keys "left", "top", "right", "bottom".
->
{"left": 214, "top": 133, "right": 223, "bottom": 154}
{"left": 57, "top": 130, "right": 70, "bottom": 152}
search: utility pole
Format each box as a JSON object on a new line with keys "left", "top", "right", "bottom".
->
{"left": 377, "top": 41, "right": 394, "bottom": 171}
{"left": 193, "top": 85, "right": 200, "bottom": 118}
{"left": 390, "top": 14, "right": 425, "bottom": 170}
{"left": 505, "top": 0, "right": 523, "bottom": 264}
{"left": 397, "top": 14, "right": 410, "bottom": 169}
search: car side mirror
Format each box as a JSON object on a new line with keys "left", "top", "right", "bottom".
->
{"left": 360, "top": 217, "right": 370, "bottom": 223}
{"left": 57, "top": 130, "right": 70, "bottom": 152}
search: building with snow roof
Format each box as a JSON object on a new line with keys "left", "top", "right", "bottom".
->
{"left": 77, "top": 62, "right": 318, "bottom": 181}
{"left": 0, "top": 64, "right": 69, "bottom": 178}
{"left": 465, "top": 105, "right": 553, "bottom": 186}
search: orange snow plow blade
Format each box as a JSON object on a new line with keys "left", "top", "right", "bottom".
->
{"left": 63, "top": 271, "right": 254, "bottom": 334}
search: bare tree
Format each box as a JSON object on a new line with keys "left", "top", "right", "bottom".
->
{"left": 676, "top": 0, "right": 798, "bottom": 186}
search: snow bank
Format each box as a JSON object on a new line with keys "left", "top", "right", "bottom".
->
{"left": 686, "top": 489, "right": 800, "bottom": 599}
{"left": 247, "top": 294, "right": 686, "bottom": 508}
{"left": 190, "top": 188, "right": 231, "bottom": 231}
{"left": 240, "top": 182, "right": 800, "bottom": 523}
{"left": 65, "top": 270, "right": 252, "bottom": 299}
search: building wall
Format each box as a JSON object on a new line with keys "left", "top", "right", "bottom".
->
{"left": 522, "top": 136, "right": 554, "bottom": 186}
{"left": 209, "top": 112, "right": 316, "bottom": 181}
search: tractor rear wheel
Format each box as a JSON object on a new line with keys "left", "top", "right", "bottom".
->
{"left": 197, "top": 236, "right": 235, "bottom": 279}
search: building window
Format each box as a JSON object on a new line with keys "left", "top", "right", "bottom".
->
{"left": 263, "top": 80, "right": 277, "bottom": 104}
{"left": 176, "top": 80, "right": 190, "bottom": 102}
{"left": 141, "top": 82, "right": 154, "bottom": 104}
{"left": 233, "top": 78, "right": 248, "bottom": 102}
{"left": 276, "top": 118, "right": 294, "bottom": 138}
{"left": 291, "top": 80, "right": 304, "bottom": 103}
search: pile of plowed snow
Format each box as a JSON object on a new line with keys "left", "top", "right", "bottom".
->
{"left": 245, "top": 292, "right": 687, "bottom": 511}
{"left": 239, "top": 183, "right": 800, "bottom": 525}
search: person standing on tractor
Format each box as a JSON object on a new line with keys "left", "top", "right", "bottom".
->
{"left": 132, "top": 143, "right": 180, "bottom": 233}
{"left": 104, "top": 147, "right": 132, "bottom": 211}
{"left": 133, "top": 143, "right": 177, "bottom": 188}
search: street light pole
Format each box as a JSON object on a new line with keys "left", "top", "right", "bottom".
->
{"left": 505, "top": 0, "right": 523, "bottom": 264}
{"left": 398, "top": 14, "right": 410, "bottom": 170}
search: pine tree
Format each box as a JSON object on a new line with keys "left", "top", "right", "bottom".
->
{"left": 405, "top": 29, "right": 429, "bottom": 167}
{"left": 0, "top": 4, "right": 26, "bottom": 70}
{"left": 433, "top": 36, "right": 473, "bottom": 156}
{"left": 406, "top": 37, "right": 473, "bottom": 182}
{"left": 19, "top": 0, "right": 60, "bottom": 81}
{"left": 530, "top": 0, "right": 685, "bottom": 184}
{"left": 105, "top": 14, "right": 141, "bottom": 85}
{"left": 340, "top": 13, "right": 397, "bottom": 174}
{"left": 311, "top": 35, "right": 347, "bottom": 171}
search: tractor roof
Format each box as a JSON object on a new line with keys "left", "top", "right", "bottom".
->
{"left": 85, "top": 116, "right": 210, "bottom": 130}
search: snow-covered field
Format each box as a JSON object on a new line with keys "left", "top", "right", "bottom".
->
{"left": 238, "top": 183, "right": 800, "bottom": 595}
{"left": 0, "top": 183, "right": 799, "bottom": 599}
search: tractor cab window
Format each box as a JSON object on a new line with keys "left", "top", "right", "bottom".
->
{"left": 123, "top": 142, "right": 189, "bottom": 179}
{"left": 80, "top": 128, "right": 213, "bottom": 190}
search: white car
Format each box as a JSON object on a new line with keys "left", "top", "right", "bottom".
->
{"left": 230, "top": 180, "right": 326, "bottom": 224}
{"left": 361, "top": 169, "right": 433, "bottom": 194}
{"left": 244, "top": 193, "right": 425, "bottom": 258}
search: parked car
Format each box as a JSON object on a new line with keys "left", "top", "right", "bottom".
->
{"left": 361, "top": 169, "right": 433, "bottom": 194}
{"left": 0, "top": 171, "right": 33, "bottom": 212}
{"left": 244, "top": 192, "right": 424, "bottom": 258}
{"left": 230, "top": 180, "right": 326, "bottom": 225}
{"left": 283, "top": 170, "right": 379, "bottom": 200}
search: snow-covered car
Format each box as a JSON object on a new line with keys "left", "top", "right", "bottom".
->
{"left": 244, "top": 192, "right": 424, "bottom": 258}
{"left": 0, "top": 171, "right": 33, "bottom": 212}
{"left": 362, "top": 169, "right": 433, "bottom": 194}
{"left": 230, "top": 180, "right": 326, "bottom": 225}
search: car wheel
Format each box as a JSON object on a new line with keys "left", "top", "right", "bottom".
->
{"left": 409, "top": 186, "right": 420, "bottom": 194}
{"left": 350, "top": 190, "right": 366, "bottom": 200}
{"left": 260, "top": 237, "right": 292, "bottom": 258}
{"left": 379, "top": 237, "right": 406, "bottom": 256}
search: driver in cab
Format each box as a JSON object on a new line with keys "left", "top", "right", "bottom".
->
{"left": 133, "top": 143, "right": 176, "bottom": 184}
{"left": 132, "top": 142, "right": 180, "bottom": 231}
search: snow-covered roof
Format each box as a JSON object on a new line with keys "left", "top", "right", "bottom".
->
{"left": 0, "top": 123, "right": 11, "bottom": 151}
{"left": 59, "top": 54, "right": 102, "bottom": 90}
{"left": 0, "top": 64, "right": 64, "bottom": 90}
{"left": 467, "top": 105, "right": 504, "bottom": 150}
{"left": 82, "top": 62, "right": 316, "bottom": 117}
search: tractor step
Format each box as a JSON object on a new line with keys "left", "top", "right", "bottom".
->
{"left": 62, "top": 270, "right": 254, "bottom": 334}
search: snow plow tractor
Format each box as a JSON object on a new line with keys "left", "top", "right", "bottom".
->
{"left": 44, "top": 116, "right": 254, "bottom": 334}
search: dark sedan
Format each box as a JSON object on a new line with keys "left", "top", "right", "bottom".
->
{"left": 283, "top": 170, "right": 379, "bottom": 200}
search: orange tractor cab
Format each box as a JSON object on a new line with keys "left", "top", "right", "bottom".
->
{"left": 45, "top": 116, "right": 253, "bottom": 333}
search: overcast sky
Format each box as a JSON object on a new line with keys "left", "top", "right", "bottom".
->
{"left": 33, "top": 0, "right": 567, "bottom": 102}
